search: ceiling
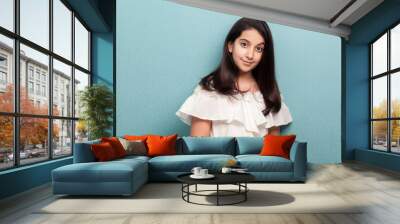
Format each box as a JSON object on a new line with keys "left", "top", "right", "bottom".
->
{"left": 169, "top": 0, "right": 385, "bottom": 39}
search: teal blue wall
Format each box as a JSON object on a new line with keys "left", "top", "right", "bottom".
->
{"left": 91, "top": 0, "right": 115, "bottom": 135}
{"left": 92, "top": 33, "right": 113, "bottom": 87}
{"left": 92, "top": 0, "right": 115, "bottom": 89}
{"left": 345, "top": 0, "right": 400, "bottom": 171}
{"left": 92, "top": 31, "right": 114, "bottom": 135}
{"left": 116, "top": 0, "right": 342, "bottom": 163}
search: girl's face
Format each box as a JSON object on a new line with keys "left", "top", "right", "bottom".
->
{"left": 228, "top": 28, "right": 265, "bottom": 74}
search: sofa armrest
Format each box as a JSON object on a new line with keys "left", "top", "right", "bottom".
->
{"left": 73, "top": 140, "right": 100, "bottom": 163}
{"left": 289, "top": 141, "right": 307, "bottom": 181}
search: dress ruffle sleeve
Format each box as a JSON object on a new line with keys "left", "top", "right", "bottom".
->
{"left": 240, "top": 92, "right": 293, "bottom": 132}
{"left": 175, "top": 85, "right": 234, "bottom": 125}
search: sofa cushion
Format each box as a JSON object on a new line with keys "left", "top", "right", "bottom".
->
{"left": 114, "top": 155, "right": 150, "bottom": 164}
{"left": 235, "top": 137, "right": 263, "bottom": 155}
{"left": 179, "top": 137, "right": 236, "bottom": 155}
{"left": 148, "top": 154, "right": 235, "bottom": 172}
{"left": 236, "top": 155, "right": 293, "bottom": 172}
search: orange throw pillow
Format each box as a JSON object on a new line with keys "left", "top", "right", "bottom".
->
{"left": 101, "top": 137, "right": 127, "bottom": 158}
{"left": 91, "top": 142, "right": 117, "bottom": 161}
{"left": 124, "top": 135, "right": 149, "bottom": 141}
{"left": 146, "top": 134, "right": 178, "bottom": 157}
{"left": 259, "top": 134, "right": 296, "bottom": 160}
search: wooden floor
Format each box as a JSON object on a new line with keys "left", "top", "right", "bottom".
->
{"left": 1, "top": 161, "right": 400, "bottom": 224}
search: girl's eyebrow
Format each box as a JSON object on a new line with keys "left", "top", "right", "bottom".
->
{"left": 239, "top": 38, "right": 265, "bottom": 45}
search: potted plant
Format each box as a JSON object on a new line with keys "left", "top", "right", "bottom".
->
{"left": 79, "top": 84, "right": 113, "bottom": 140}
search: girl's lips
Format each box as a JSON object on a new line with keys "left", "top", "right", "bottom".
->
{"left": 241, "top": 60, "right": 253, "bottom": 66}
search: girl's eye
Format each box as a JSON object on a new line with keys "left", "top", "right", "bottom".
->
{"left": 256, "top": 47, "right": 264, "bottom": 53}
{"left": 240, "top": 42, "right": 247, "bottom": 47}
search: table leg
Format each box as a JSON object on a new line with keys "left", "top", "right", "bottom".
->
{"left": 245, "top": 183, "right": 247, "bottom": 201}
{"left": 217, "top": 184, "right": 219, "bottom": 206}
{"left": 188, "top": 184, "right": 190, "bottom": 202}
{"left": 195, "top": 184, "right": 197, "bottom": 192}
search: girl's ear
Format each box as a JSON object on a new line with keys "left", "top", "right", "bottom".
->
{"left": 228, "top": 41, "right": 233, "bottom": 53}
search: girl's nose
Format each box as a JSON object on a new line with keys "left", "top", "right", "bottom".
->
{"left": 246, "top": 49, "right": 254, "bottom": 60}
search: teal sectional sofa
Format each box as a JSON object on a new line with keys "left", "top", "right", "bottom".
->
{"left": 52, "top": 137, "right": 307, "bottom": 196}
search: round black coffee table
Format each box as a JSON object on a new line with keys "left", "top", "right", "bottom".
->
{"left": 177, "top": 172, "right": 255, "bottom": 206}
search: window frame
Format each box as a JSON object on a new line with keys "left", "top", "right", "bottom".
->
{"left": 0, "top": 0, "right": 92, "bottom": 171}
{"left": 369, "top": 20, "right": 400, "bottom": 154}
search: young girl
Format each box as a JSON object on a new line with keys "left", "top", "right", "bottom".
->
{"left": 176, "top": 18, "right": 292, "bottom": 137}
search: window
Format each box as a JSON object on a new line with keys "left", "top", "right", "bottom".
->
{"left": 75, "top": 17, "right": 89, "bottom": 70}
{"left": 0, "top": 55, "right": 7, "bottom": 67}
{"left": 0, "top": 116, "right": 13, "bottom": 170}
{"left": 20, "top": 117, "right": 48, "bottom": 165}
{"left": 370, "top": 23, "right": 400, "bottom": 154}
{"left": 53, "top": 0, "right": 72, "bottom": 60}
{"left": 0, "top": 35, "right": 13, "bottom": 113}
{"left": 53, "top": 59, "right": 71, "bottom": 117}
{"left": 35, "top": 70, "right": 40, "bottom": 81}
{"left": 53, "top": 119, "right": 72, "bottom": 158}
{"left": 54, "top": 91, "right": 58, "bottom": 106}
{"left": 74, "top": 69, "right": 89, "bottom": 118}
{"left": 35, "top": 83, "right": 40, "bottom": 95}
{"left": 20, "top": 0, "right": 49, "bottom": 49}
{"left": 28, "top": 67, "right": 34, "bottom": 80}
{"left": 0, "top": 54, "right": 7, "bottom": 88}
{"left": 0, "top": 0, "right": 91, "bottom": 170}
{"left": 41, "top": 73, "right": 46, "bottom": 82}
{"left": 42, "top": 85, "right": 46, "bottom": 97}
{"left": 0, "top": 71, "right": 6, "bottom": 84}
{"left": 28, "top": 81, "right": 34, "bottom": 94}
{"left": 0, "top": 0, "right": 14, "bottom": 32}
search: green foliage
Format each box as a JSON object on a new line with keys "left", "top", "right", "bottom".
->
{"left": 79, "top": 84, "right": 113, "bottom": 140}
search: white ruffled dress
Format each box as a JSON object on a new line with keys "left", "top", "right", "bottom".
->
{"left": 176, "top": 84, "right": 293, "bottom": 137}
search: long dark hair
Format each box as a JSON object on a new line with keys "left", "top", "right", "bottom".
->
{"left": 199, "top": 17, "right": 281, "bottom": 116}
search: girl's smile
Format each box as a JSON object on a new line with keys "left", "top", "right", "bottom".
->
{"left": 241, "top": 59, "right": 253, "bottom": 66}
